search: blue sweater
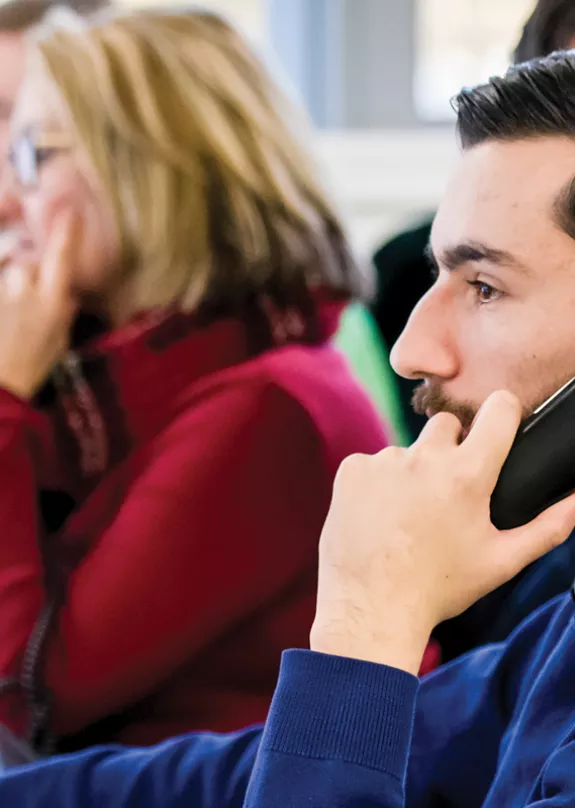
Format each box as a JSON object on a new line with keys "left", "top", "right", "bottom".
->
{"left": 2, "top": 592, "right": 575, "bottom": 807}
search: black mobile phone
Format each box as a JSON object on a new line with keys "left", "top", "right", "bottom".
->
{"left": 490, "top": 376, "right": 575, "bottom": 530}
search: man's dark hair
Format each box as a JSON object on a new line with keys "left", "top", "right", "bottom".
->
{"left": 455, "top": 52, "right": 575, "bottom": 149}
{"left": 514, "top": 0, "right": 575, "bottom": 64}
{"left": 454, "top": 51, "right": 575, "bottom": 237}
{"left": 0, "top": 0, "right": 110, "bottom": 32}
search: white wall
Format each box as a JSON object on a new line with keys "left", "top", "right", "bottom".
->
{"left": 314, "top": 128, "right": 459, "bottom": 260}
{"left": 125, "top": 0, "right": 267, "bottom": 39}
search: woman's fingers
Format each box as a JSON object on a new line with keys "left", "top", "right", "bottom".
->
{"left": 0, "top": 231, "right": 20, "bottom": 270}
{"left": 1, "top": 264, "right": 28, "bottom": 296}
{"left": 0, "top": 213, "right": 81, "bottom": 398}
{"left": 38, "top": 211, "right": 82, "bottom": 303}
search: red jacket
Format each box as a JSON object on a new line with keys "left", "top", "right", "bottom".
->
{"left": 0, "top": 301, "right": 390, "bottom": 748}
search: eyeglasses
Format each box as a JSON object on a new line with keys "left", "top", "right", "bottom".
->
{"left": 7, "top": 130, "right": 71, "bottom": 189}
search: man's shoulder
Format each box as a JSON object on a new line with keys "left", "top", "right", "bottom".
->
{"left": 418, "top": 592, "right": 573, "bottom": 717}
{"left": 408, "top": 593, "right": 575, "bottom": 804}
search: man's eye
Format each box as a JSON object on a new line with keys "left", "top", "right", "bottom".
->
{"left": 468, "top": 281, "right": 500, "bottom": 304}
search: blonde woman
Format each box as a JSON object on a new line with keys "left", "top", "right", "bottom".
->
{"left": 0, "top": 8, "right": 390, "bottom": 752}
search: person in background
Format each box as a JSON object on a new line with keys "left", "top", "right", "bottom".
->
{"left": 514, "top": 0, "right": 575, "bottom": 62}
{"left": 372, "top": 0, "right": 575, "bottom": 662}
{"left": 0, "top": 0, "right": 109, "bottom": 177}
{"left": 0, "top": 0, "right": 112, "bottom": 537}
{"left": 0, "top": 5, "right": 401, "bottom": 756}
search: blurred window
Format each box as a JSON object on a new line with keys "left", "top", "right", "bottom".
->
{"left": 117, "top": 0, "right": 539, "bottom": 128}
{"left": 415, "top": 0, "right": 536, "bottom": 121}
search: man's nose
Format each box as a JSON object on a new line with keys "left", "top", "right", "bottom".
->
{"left": 390, "top": 285, "right": 459, "bottom": 382}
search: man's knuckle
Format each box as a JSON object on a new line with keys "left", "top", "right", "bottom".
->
{"left": 382, "top": 446, "right": 404, "bottom": 463}
{"left": 547, "top": 521, "right": 568, "bottom": 548}
{"left": 337, "top": 453, "right": 367, "bottom": 481}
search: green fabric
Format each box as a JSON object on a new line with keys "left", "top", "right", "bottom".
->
{"left": 335, "top": 303, "right": 410, "bottom": 446}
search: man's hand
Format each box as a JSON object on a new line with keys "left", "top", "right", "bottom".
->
{"left": 311, "top": 391, "right": 575, "bottom": 674}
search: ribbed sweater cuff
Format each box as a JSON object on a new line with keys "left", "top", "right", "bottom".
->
{"left": 261, "top": 649, "right": 418, "bottom": 780}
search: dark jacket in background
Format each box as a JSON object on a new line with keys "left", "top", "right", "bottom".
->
{"left": 370, "top": 217, "right": 434, "bottom": 442}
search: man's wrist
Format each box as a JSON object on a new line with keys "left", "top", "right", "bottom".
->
{"left": 310, "top": 605, "right": 432, "bottom": 676}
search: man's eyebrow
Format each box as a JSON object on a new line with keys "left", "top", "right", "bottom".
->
{"left": 429, "top": 240, "right": 531, "bottom": 275}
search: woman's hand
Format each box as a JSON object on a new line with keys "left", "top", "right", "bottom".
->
{"left": 311, "top": 391, "right": 575, "bottom": 674}
{"left": 0, "top": 213, "right": 80, "bottom": 400}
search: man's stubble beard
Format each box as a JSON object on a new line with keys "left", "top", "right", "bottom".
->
{"left": 412, "top": 382, "right": 478, "bottom": 431}
{"left": 411, "top": 380, "right": 540, "bottom": 433}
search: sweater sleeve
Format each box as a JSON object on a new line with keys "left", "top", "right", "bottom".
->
{"left": 244, "top": 650, "right": 418, "bottom": 808}
{"left": 0, "top": 727, "right": 260, "bottom": 808}
{"left": 407, "top": 595, "right": 567, "bottom": 806}
{"left": 0, "top": 650, "right": 418, "bottom": 808}
{"left": 0, "top": 380, "right": 334, "bottom": 735}
{"left": 530, "top": 740, "right": 575, "bottom": 805}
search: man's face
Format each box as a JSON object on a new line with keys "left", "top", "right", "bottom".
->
{"left": 0, "top": 32, "right": 25, "bottom": 168}
{"left": 391, "top": 136, "right": 575, "bottom": 431}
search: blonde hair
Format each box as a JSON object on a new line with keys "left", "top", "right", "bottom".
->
{"left": 30, "top": 8, "right": 362, "bottom": 321}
